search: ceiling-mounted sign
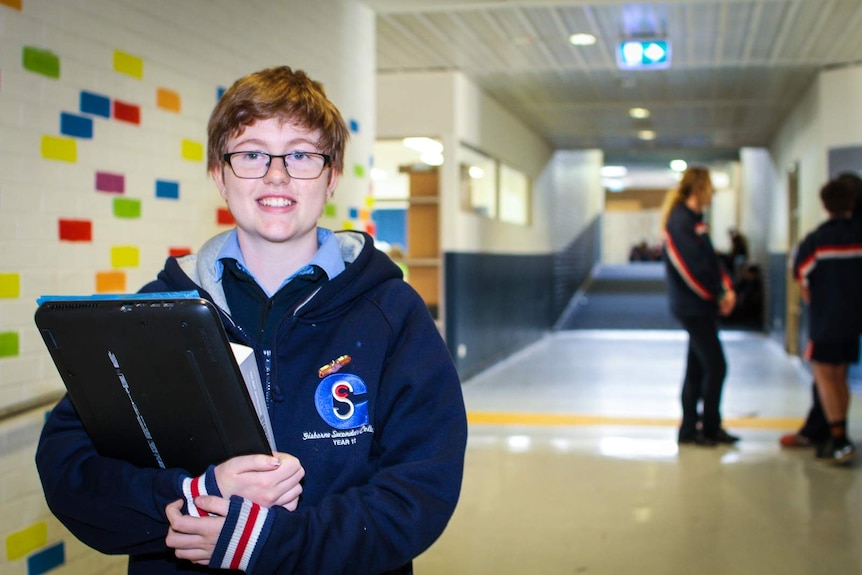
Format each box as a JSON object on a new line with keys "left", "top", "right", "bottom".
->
{"left": 617, "top": 39, "right": 671, "bottom": 69}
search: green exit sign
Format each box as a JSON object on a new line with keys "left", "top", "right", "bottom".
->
{"left": 617, "top": 39, "right": 671, "bottom": 70}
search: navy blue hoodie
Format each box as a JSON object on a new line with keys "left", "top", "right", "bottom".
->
{"left": 36, "top": 230, "right": 468, "bottom": 574}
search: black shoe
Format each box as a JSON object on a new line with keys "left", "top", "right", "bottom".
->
{"left": 706, "top": 428, "right": 740, "bottom": 445}
{"left": 678, "top": 433, "right": 717, "bottom": 447}
{"left": 817, "top": 437, "right": 857, "bottom": 465}
{"left": 815, "top": 438, "right": 832, "bottom": 459}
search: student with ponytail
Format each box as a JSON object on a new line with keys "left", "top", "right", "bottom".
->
{"left": 662, "top": 166, "right": 739, "bottom": 447}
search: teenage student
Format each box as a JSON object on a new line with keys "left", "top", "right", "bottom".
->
{"left": 792, "top": 178, "right": 862, "bottom": 464}
{"left": 662, "top": 166, "right": 739, "bottom": 447}
{"left": 36, "top": 66, "right": 468, "bottom": 574}
{"left": 780, "top": 172, "right": 862, "bottom": 450}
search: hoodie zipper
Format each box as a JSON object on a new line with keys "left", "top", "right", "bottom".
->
{"left": 263, "top": 287, "right": 323, "bottom": 406}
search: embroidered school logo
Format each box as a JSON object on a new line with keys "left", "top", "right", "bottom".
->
{"left": 314, "top": 372, "right": 369, "bottom": 429}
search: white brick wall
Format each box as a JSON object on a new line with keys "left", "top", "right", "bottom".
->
{"left": 0, "top": 1, "right": 375, "bottom": 572}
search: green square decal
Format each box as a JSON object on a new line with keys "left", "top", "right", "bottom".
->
{"left": 114, "top": 198, "right": 142, "bottom": 218}
{"left": 0, "top": 332, "right": 20, "bottom": 358}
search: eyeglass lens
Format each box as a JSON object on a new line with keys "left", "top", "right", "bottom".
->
{"left": 227, "top": 152, "right": 327, "bottom": 179}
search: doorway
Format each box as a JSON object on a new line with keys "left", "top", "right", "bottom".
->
{"left": 784, "top": 162, "right": 801, "bottom": 356}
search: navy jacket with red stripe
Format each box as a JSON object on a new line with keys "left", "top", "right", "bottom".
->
{"left": 793, "top": 216, "right": 862, "bottom": 342}
{"left": 663, "top": 204, "right": 732, "bottom": 318}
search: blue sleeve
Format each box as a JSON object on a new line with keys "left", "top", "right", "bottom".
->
{"left": 35, "top": 395, "right": 189, "bottom": 555}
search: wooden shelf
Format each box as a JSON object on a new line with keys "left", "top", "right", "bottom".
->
{"left": 401, "top": 166, "right": 441, "bottom": 322}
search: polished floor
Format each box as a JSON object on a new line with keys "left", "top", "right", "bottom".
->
{"left": 415, "top": 329, "right": 862, "bottom": 575}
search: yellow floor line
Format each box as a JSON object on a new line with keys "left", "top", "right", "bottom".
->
{"left": 467, "top": 411, "right": 805, "bottom": 430}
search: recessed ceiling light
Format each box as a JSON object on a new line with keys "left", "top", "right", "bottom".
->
{"left": 601, "top": 165, "right": 628, "bottom": 178}
{"left": 669, "top": 159, "right": 687, "bottom": 172}
{"left": 420, "top": 152, "right": 444, "bottom": 166}
{"left": 629, "top": 107, "right": 650, "bottom": 119}
{"left": 402, "top": 137, "right": 443, "bottom": 154}
{"left": 569, "top": 33, "right": 597, "bottom": 46}
{"left": 637, "top": 130, "right": 657, "bottom": 141}
{"left": 712, "top": 171, "right": 730, "bottom": 188}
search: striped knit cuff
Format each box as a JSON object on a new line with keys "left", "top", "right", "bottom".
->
{"left": 180, "top": 465, "right": 221, "bottom": 518}
{"left": 210, "top": 495, "right": 273, "bottom": 573}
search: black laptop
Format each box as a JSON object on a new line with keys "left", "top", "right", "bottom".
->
{"left": 35, "top": 294, "right": 271, "bottom": 476}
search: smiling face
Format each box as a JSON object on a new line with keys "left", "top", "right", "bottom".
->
{"left": 212, "top": 117, "right": 340, "bottom": 257}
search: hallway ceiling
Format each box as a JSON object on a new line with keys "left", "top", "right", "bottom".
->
{"left": 368, "top": 0, "right": 862, "bottom": 170}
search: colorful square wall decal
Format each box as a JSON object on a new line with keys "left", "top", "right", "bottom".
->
{"left": 155, "top": 179, "right": 179, "bottom": 199}
{"left": 113, "top": 100, "right": 141, "bottom": 124}
{"left": 156, "top": 87, "right": 181, "bottom": 112}
{"left": 216, "top": 207, "right": 234, "bottom": 226}
{"left": 0, "top": 273, "right": 20, "bottom": 298}
{"left": 113, "top": 50, "right": 143, "bottom": 78}
{"left": 349, "top": 119, "right": 359, "bottom": 133}
{"left": 80, "top": 91, "right": 111, "bottom": 118}
{"left": 111, "top": 246, "right": 139, "bottom": 268}
{"left": 96, "top": 271, "right": 126, "bottom": 293}
{"left": 169, "top": 247, "right": 192, "bottom": 257}
{"left": 22, "top": 47, "right": 60, "bottom": 78}
{"left": 28, "top": 542, "right": 65, "bottom": 575}
{"left": 181, "top": 139, "right": 204, "bottom": 161}
{"left": 354, "top": 164, "right": 365, "bottom": 178}
{"left": 41, "top": 135, "right": 76, "bottom": 162}
{"left": 96, "top": 171, "right": 124, "bottom": 193}
{"left": 0, "top": 332, "right": 19, "bottom": 358}
{"left": 59, "top": 219, "right": 92, "bottom": 242}
{"left": 349, "top": 207, "right": 359, "bottom": 219}
{"left": 5, "top": 521, "right": 47, "bottom": 560}
{"left": 60, "top": 112, "right": 93, "bottom": 138}
{"left": 113, "top": 197, "right": 141, "bottom": 218}
{"left": 324, "top": 203, "right": 337, "bottom": 218}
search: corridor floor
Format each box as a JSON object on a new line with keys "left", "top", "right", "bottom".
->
{"left": 415, "top": 330, "right": 862, "bottom": 574}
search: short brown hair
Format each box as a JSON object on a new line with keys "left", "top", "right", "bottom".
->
{"left": 820, "top": 178, "right": 856, "bottom": 215}
{"left": 207, "top": 66, "right": 349, "bottom": 174}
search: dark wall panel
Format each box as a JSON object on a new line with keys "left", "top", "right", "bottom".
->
{"left": 767, "top": 252, "right": 787, "bottom": 344}
{"left": 552, "top": 217, "right": 601, "bottom": 320}
{"left": 445, "top": 216, "right": 601, "bottom": 380}
{"left": 444, "top": 251, "right": 554, "bottom": 379}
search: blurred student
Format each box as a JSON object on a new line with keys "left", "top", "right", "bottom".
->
{"left": 36, "top": 65, "right": 468, "bottom": 574}
{"left": 661, "top": 166, "right": 739, "bottom": 447}
{"left": 791, "top": 177, "right": 862, "bottom": 464}
{"left": 781, "top": 172, "right": 862, "bottom": 451}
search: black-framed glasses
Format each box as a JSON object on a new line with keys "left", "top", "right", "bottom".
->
{"left": 223, "top": 151, "right": 332, "bottom": 180}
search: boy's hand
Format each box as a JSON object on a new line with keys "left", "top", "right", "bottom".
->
{"left": 165, "top": 498, "right": 227, "bottom": 565}
{"left": 214, "top": 452, "right": 304, "bottom": 510}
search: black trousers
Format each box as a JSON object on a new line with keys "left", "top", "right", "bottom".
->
{"left": 677, "top": 313, "right": 727, "bottom": 438}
